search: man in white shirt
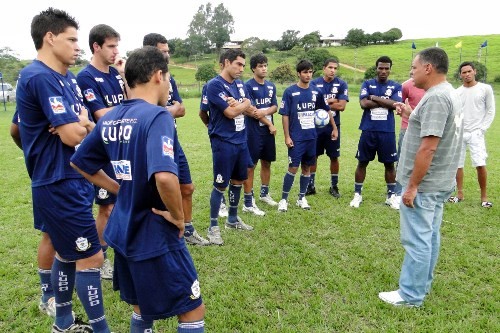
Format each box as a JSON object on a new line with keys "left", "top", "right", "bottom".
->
{"left": 450, "top": 62, "right": 495, "bottom": 207}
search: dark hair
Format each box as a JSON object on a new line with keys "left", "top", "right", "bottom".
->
{"left": 323, "top": 58, "right": 339, "bottom": 67}
{"left": 220, "top": 49, "right": 245, "bottom": 65}
{"left": 125, "top": 46, "right": 169, "bottom": 88}
{"left": 459, "top": 61, "right": 475, "bottom": 72}
{"left": 375, "top": 56, "right": 392, "bottom": 68}
{"left": 250, "top": 53, "right": 268, "bottom": 71}
{"left": 296, "top": 59, "right": 313, "bottom": 73}
{"left": 143, "top": 33, "right": 168, "bottom": 47}
{"left": 88, "top": 24, "right": 120, "bottom": 54}
{"left": 418, "top": 47, "right": 449, "bottom": 74}
{"left": 31, "top": 7, "right": 79, "bottom": 50}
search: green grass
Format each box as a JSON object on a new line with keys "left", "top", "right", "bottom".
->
{"left": 0, "top": 91, "right": 498, "bottom": 332}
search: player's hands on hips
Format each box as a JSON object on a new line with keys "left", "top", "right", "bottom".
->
{"left": 152, "top": 208, "right": 185, "bottom": 238}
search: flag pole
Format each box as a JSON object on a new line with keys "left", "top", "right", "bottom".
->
{"left": 484, "top": 46, "right": 488, "bottom": 81}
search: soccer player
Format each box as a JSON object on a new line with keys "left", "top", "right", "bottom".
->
{"left": 200, "top": 80, "right": 229, "bottom": 218}
{"left": 243, "top": 53, "right": 278, "bottom": 214}
{"left": 379, "top": 47, "right": 463, "bottom": 307}
{"left": 308, "top": 58, "right": 349, "bottom": 198}
{"left": 449, "top": 61, "right": 495, "bottom": 207}
{"left": 143, "top": 33, "right": 209, "bottom": 245}
{"left": 71, "top": 46, "right": 206, "bottom": 333}
{"left": 17, "top": 8, "right": 111, "bottom": 332}
{"left": 350, "top": 56, "right": 402, "bottom": 209}
{"left": 76, "top": 24, "right": 126, "bottom": 279}
{"left": 10, "top": 112, "right": 57, "bottom": 317}
{"left": 277, "top": 60, "right": 338, "bottom": 212}
{"left": 205, "top": 49, "right": 255, "bottom": 245}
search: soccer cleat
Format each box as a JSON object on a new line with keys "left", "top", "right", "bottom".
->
{"left": 378, "top": 290, "right": 418, "bottom": 308}
{"left": 481, "top": 201, "right": 493, "bottom": 208}
{"left": 100, "top": 258, "right": 113, "bottom": 280}
{"left": 242, "top": 202, "right": 266, "bottom": 216}
{"left": 296, "top": 197, "right": 311, "bottom": 210}
{"left": 225, "top": 216, "right": 254, "bottom": 231}
{"left": 305, "top": 185, "right": 316, "bottom": 196}
{"left": 259, "top": 194, "right": 278, "bottom": 206}
{"left": 218, "top": 202, "right": 228, "bottom": 218}
{"left": 207, "top": 226, "right": 224, "bottom": 245}
{"left": 349, "top": 193, "right": 363, "bottom": 208}
{"left": 277, "top": 199, "right": 288, "bottom": 212}
{"left": 329, "top": 186, "right": 341, "bottom": 198}
{"left": 39, "top": 296, "right": 56, "bottom": 317}
{"left": 385, "top": 194, "right": 400, "bottom": 210}
{"left": 185, "top": 230, "right": 210, "bottom": 246}
{"left": 51, "top": 317, "right": 93, "bottom": 332}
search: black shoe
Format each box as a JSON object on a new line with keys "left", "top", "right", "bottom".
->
{"left": 329, "top": 186, "right": 341, "bottom": 198}
{"left": 305, "top": 185, "right": 316, "bottom": 196}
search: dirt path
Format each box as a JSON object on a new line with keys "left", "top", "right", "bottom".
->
{"left": 339, "top": 62, "right": 365, "bottom": 72}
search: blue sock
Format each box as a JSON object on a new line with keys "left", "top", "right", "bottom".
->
{"left": 178, "top": 320, "right": 205, "bottom": 333}
{"left": 228, "top": 183, "right": 242, "bottom": 223}
{"left": 210, "top": 187, "right": 224, "bottom": 222}
{"left": 131, "top": 312, "right": 154, "bottom": 333}
{"left": 281, "top": 172, "right": 295, "bottom": 201}
{"left": 260, "top": 185, "right": 269, "bottom": 197}
{"left": 52, "top": 257, "right": 76, "bottom": 329}
{"left": 244, "top": 192, "right": 253, "bottom": 208}
{"left": 75, "top": 269, "right": 110, "bottom": 333}
{"left": 354, "top": 182, "right": 363, "bottom": 194}
{"left": 184, "top": 221, "right": 194, "bottom": 236}
{"left": 309, "top": 173, "right": 316, "bottom": 187}
{"left": 331, "top": 174, "right": 339, "bottom": 187}
{"left": 387, "top": 183, "right": 396, "bottom": 197}
{"left": 39, "top": 268, "right": 54, "bottom": 303}
{"left": 299, "top": 174, "right": 311, "bottom": 199}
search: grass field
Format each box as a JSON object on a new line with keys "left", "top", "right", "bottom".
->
{"left": 0, "top": 86, "right": 498, "bottom": 332}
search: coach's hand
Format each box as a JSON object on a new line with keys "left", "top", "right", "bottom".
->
{"left": 402, "top": 187, "right": 417, "bottom": 208}
{"left": 152, "top": 208, "right": 185, "bottom": 238}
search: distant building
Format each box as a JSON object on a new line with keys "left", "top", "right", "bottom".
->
{"left": 221, "top": 41, "right": 244, "bottom": 50}
{"left": 319, "top": 36, "right": 345, "bottom": 47}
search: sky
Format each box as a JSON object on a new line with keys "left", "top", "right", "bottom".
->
{"left": 1, "top": 0, "right": 497, "bottom": 60}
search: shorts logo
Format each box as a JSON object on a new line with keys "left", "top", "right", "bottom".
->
{"left": 215, "top": 174, "right": 224, "bottom": 184}
{"left": 161, "top": 136, "right": 174, "bottom": 159}
{"left": 75, "top": 237, "right": 91, "bottom": 252}
{"left": 49, "top": 96, "right": 66, "bottom": 114}
{"left": 84, "top": 89, "right": 96, "bottom": 102}
{"left": 190, "top": 279, "right": 201, "bottom": 299}
{"left": 98, "top": 188, "right": 109, "bottom": 199}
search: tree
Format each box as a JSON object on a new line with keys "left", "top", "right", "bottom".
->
{"left": 241, "top": 37, "right": 265, "bottom": 57}
{"left": 364, "top": 65, "right": 377, "bottom": 80}
{"left": 0, "top": 47, "right": 24, "bottom": 83}
{"left": 302, "top": 48, "right": 337, "bottom": 75}
{"left": 75, "top": 50, "right": 89, "bottom": 66}
{"left": 300, "top": 31, "right": 321, "bottom": 51}
{"left": 187, "top": 4, "right": 212, "bottom": 56}
{"left": 276, "top": 30, "right": 300, "bottom": 51}
{"left": 344, "top": 28, "right": 366, "bottom": 48}
{"left": 207, "top": 3, "right": 234, "bottom": 51}
{"left": 270, "top": 63, "right": 296, "bottom": 84}
{"left": 195, "top": 63, "right": 218, "bottom": 83}
{"left": 382, "top": 28, "right": 402, "bottom": 44}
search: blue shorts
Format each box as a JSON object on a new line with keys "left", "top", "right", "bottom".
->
{"left": 355, "top": 131, "right": 398, "bottom": 163}
{"left": 33, "top": 178, "right": 101, "bottom": 261}
{"left": 113, "top": 249, "right": 203, "bottom": 321}
{"left": 247, "top": 133, "right": 276, "bottom": 165}
{"left": 95, "top": 164, "right": 117, "bottom": 205}
{"left": 316, "top": 125, "right": 341, "bottom": 158}
{"left": 211, "top": 137, "right": 248, "bottom": 187}
{"left": 288, "top": 139, "right": 316, "bottom": 168}
{"left": 178, "top": 143, "right": 192, "bottom": 185}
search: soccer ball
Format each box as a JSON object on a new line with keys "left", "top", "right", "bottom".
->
{"left": 314, "top": 109, "right": 330, "bottom": 128}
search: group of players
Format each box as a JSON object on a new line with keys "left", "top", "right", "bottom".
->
{"left": 11, "top": 6, "right": 495, "bottom": 333}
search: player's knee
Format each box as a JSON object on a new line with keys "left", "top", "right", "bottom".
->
{"left": 181, "top": 183, "right": 194, "bottom": 197}
{"left": 98, "top": 204, "right": 113, "bottom": 219}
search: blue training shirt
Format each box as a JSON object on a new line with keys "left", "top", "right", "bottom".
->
{"left": 17, "top": 60, "right": 87, "bottom": 187}
{"left": 311, "top": 76, "right": 349, "bottom": 126}
{"left": 71, "top": 99, "right": 184, "bottom": 261}
{"left": 206, "top": 75, "right": 248, "bottom": 144}
{"left": 244, "top": 78, "right": 278, "bottom": 137}
{"left": 359, "top": 79, "right": 402, "bottom": 132}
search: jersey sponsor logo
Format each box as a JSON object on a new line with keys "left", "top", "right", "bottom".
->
{"left": 190, "top": 279, "right": 201, "bottom": 300}
{"left": 239, "top": 87, "right": 246, "bottom": 98}
{"left": 98, "top": 188, "right": 109, "bottom": 199}
{"left": 292, "top": 92, "right": 300, "bottom": 96}
{"left": 252, "top": 87, "right": 259, "bottom": 90}
{"left": 202, "top": 95, "right": 208, "bottom": 104}
{"left": 218, "top": 92, "right": 228, "bottom": 101}
{"left": 162, "top": 136, "right": 174, "bottom": 159}
{"left": 104, "top": 94, "right": 124, "bottom": 106}
{"left": 75, "top": 237, "right": 91, "bottom": 251}
{"left": 296, "top": 102, "right": 316, "bottom": 111}
{"left": 111, "top": 160, "right": 132, "bottom": 180}
{"left": 255, "top": 97, "right": 272, "bottom": 106}
{"left": 49, "top": 96, "right": 66, "bottom": 114}
{"left": 84, "top": 89, "right": 96, "bottom": 102}
{"left": 95, "top": 77, "right": 104, "bottom": 83}
{"left": 268, "top": 89, "right": 273, "bottom": 98}
{"left": 101, "top": 124, "right": 133, "bottom": 144}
